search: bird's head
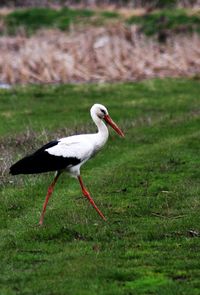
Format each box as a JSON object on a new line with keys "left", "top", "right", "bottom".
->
{"left": 90, "top": 104, "right": 124, "bottom": 137}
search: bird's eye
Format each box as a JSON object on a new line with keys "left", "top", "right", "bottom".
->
{"left": 100, "top": 109, "right": 106, "bottom": 115}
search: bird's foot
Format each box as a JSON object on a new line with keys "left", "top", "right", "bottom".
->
{"left": 39, "top": 219, "right": 44, "bottom": 226}
{"left": 82, "top": 191, "right": 106, "bottom": 221}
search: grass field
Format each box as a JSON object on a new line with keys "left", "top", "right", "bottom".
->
{"left": 0, "top": 78, "right": 200, "bottom": 294}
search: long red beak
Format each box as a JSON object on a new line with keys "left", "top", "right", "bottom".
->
{"left": 104, "top": 114, "right": 125, "bottom": 137}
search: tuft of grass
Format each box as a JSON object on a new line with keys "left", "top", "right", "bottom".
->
{"left": 100, "top": 11, "right": 120, "bottom": 19}
{"left": 4, "top": 7, "right": 200, "bottom": 37}
{"left": 127, "top": 9, "right": 200, "bottom": 36}
{"left": 0, "top": 79, "right": 200, "bottom": 294}
{"left": 5, "top": 7, "right": 94, "bottom": 35}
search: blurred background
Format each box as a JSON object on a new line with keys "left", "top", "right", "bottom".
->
{"left": 1, "top": 3, "right": 200, "bottom": 294}
{"left": 0, "top": 0, "right": 199, "bottom": 86}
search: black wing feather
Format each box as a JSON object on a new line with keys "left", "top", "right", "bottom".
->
{"left": 10, "top": 140, "right": 81, "bottom": 175}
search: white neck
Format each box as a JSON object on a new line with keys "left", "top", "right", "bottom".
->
{"left": 91, "top": 112, "right": 109, "bottom": 146}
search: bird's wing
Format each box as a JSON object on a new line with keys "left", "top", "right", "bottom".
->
{"left": 45, "top": 136, "right": 94, "bottom": 162}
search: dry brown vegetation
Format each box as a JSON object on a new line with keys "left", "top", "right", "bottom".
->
{"left": 0, "top": 25, "right": 200, "bottom": 84}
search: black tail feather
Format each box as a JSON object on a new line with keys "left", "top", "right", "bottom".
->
{"left": 10, "top": 154, "right": 46, "bottom": 175}
{"left": 10, "top": 153, "right": 80, "bottom": 175}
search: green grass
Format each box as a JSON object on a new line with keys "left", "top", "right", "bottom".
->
{"left": 127, "top": 9, "right": 200, "bottom": 36}
{"left": 100, "top": 11, "right": 120, "bottom": 19}
{"left": 3, "top": 7, "right": 200, "bottom": 36}
{"left": 3, "top": 7, "right": 123, "bottom": 35}
{"left": 0, "top": 78, "right": 200, "bottom": 294}
{"left": 5, "top": 7, "right": 95, "bottom": 34}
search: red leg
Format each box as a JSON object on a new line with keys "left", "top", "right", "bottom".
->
{"left": 39, "top": 172, "right": 61, "bottom": 225}
{"left": 78, "top": 175, "right": 106, "bottom": 221}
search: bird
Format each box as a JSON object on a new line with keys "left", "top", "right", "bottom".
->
{"left": 10, "top": 104, "right": 124, "bottom": 225}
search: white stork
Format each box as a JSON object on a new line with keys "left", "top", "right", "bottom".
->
{"left": 10, "top": 104, "right": 124, "bottom": 225}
